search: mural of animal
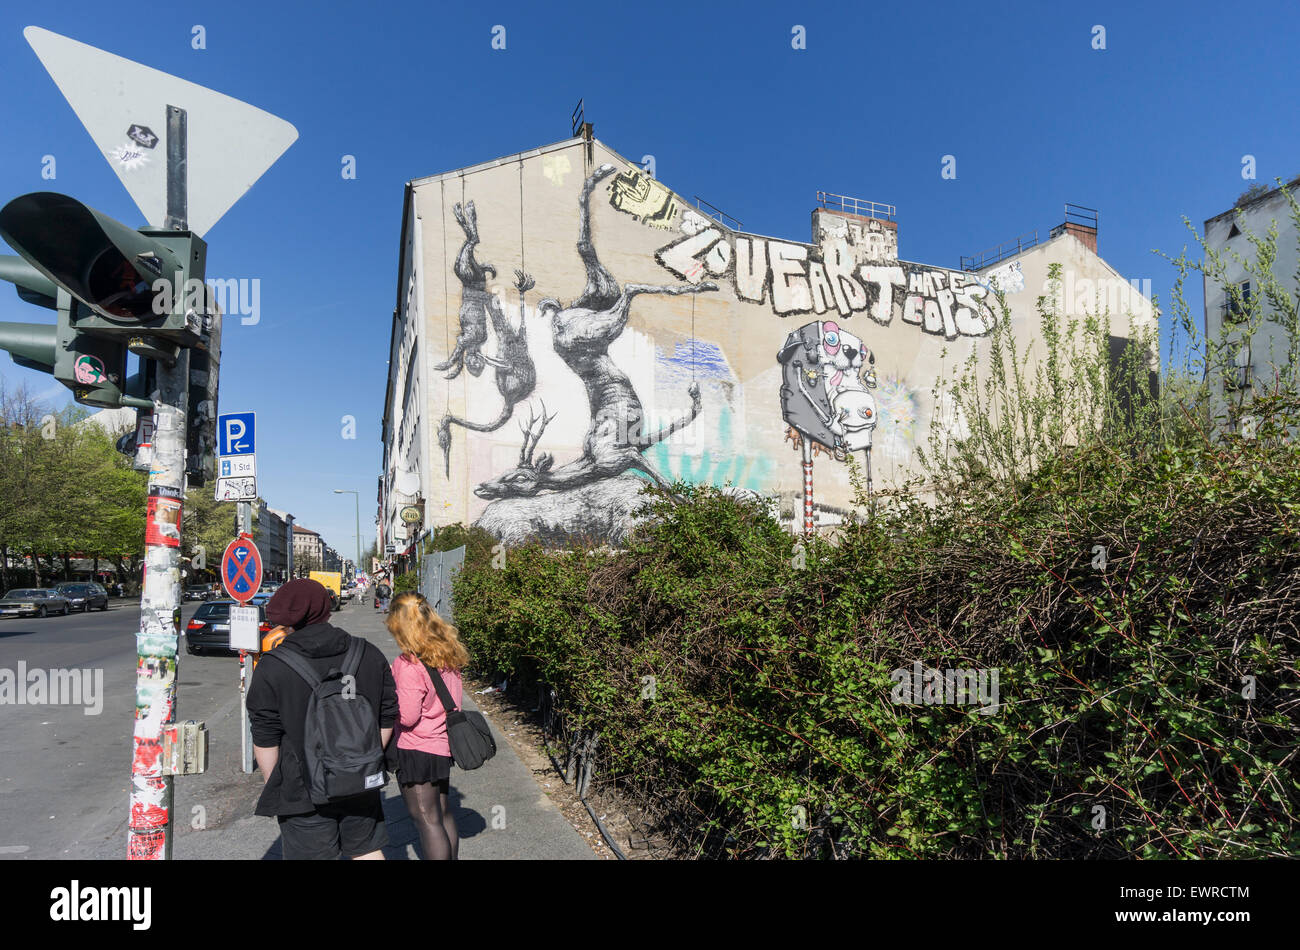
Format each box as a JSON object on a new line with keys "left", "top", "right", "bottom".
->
{"left": 474, "top": 163, "right": 718, "bottom": 501}
{"left": 778, "top": 319, "right": 878, "bottom": 535}
{"left": 434, "top": 200, "right": 504, "bottom": 380}
{"left": 437, "top": 268, "right": 538, "bottom": 476}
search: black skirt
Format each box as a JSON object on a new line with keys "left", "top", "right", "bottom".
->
{"left": 394, "top": 745, "right": 452, "bottom": 786}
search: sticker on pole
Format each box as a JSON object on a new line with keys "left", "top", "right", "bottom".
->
{"left": 145, "top": 485, "right": 183, "bottom": 548}
{"left": 221, "top": 536, "right": 262, "bottom": 605}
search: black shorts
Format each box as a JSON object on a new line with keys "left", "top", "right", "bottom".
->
{"left": 277, "top": 791, "right": 389, "bottom": 859}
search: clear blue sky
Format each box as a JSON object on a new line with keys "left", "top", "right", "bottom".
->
{"left": 1, "top": 0, "right": 1297, "bottom": 557}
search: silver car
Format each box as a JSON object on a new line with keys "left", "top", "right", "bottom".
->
{"left": 0, "top": 588, "right": 72, "bottom": 618}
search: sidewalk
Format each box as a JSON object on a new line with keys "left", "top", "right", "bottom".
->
{"left": 173, "top": 599, "right": 595, "bottom": 860}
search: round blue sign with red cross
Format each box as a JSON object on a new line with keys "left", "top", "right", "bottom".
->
{"left": 221, "top": 534, "right": 262, "bottom": 605}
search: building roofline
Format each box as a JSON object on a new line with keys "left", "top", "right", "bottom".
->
{"left": 1205, "top": 174, "right": 1300, "bottom": 227}
{"left": 406, "top": 136, "right": 585, "bottom": 188}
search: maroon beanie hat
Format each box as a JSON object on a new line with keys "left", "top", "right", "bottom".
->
{"left": 266, "top": 578, "right": 333, "bottom": 631}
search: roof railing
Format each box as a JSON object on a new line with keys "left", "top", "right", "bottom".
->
{"left": 692, "top": 196, "right": 742, "bottom": 231}
{"left": 816, "top": 191, "right": 896, "bottom": 221}
{"left": 960, "top": 231, "right": 1038, "bottom": 271}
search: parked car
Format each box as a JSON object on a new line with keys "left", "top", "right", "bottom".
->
{"left": 184, "top": 585, "right": 214, "bottom": 602}
{"left": 184, "top": 600, "right": 272, "bottom": 656}
{"left": 53, "top": 582, "right": 109, "bottom": 612}
{"left": 0, "top": 588, "right": 71, "bottom": 618}
{"left": 247, "top": 592, "right": 273, "bottom": 608}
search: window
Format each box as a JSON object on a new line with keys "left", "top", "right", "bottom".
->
{"left": 1225, "top": 281, "right": 1252, "bottom": 322}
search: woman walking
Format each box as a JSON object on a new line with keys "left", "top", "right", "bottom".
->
{"left": 386, "top": 591, "right": 467, "bottom": 860}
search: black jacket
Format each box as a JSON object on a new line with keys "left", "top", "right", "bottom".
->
{"left": 246, "top": 623, "right": 398, "bottom": 816}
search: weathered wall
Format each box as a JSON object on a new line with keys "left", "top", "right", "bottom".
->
{"left": 407, "top": 139, "right": 1151, "bottom": 542}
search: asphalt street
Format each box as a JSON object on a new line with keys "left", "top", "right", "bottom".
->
{"left": 0, "top": 595, "right": 595, "bottom": 860}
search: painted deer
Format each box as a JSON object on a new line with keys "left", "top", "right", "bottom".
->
{"left": 437, "top": 268, "right": 538, "bottom": 475}
{"left": 474, "top": 163, "right": 717, "bottom": 500}
{"left": 434, "top": 200, "right": 502, "bottom": 380}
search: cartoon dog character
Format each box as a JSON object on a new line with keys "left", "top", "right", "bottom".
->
{"left": 777, "top": 320, "right": 877, "bottom": 453}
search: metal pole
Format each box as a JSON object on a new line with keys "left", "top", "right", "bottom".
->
{"left": 801, "top": 440, "right": 814, "bottom": 539}
{"left": 237, "top": 501, "right": 254, "bottom": 772}
{"left": 353, "top": 493, "right": 360, "bottom": 580}
{"left": 128, "top": 104, "right": 190, "bottom": 861}
{"left": 240, "top": 652, "right": 253, "bottom": 773}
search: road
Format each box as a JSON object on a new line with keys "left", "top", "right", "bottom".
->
{"left": 0, "top": 595, "right": 597, "bottom": 860}
{"left": 0, "top": 598, "right": 220, "bottom": 858}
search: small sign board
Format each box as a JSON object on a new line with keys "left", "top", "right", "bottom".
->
{"left": 228, "top": 605, "right": 261, "bottom": 652}
{"left": 219, "top": 455, "right": 256, "bottom": 478}
{"left": 215, "top": 476, "right": 257, "bottom": 501}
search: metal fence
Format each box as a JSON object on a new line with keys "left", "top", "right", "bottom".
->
{"left": 815, "top": 191, "right": 896, "bottom": 221}
{"left": 420, "top": 545, "right": 465, "bottom": 622}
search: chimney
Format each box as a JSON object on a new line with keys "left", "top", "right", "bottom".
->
{"left": 812, "top": 192, "right": 898, "bottom": 261}
{"left": 1051, "top": 203, "right": 1098, "bottom": 254}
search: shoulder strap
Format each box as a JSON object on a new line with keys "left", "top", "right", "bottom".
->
{"left": 265, "top": 643, "right": 322, "bottom": 688}
{"left": 420, "top": 660, "right": 459, "bottom": 715}
{"left": 340, "top": 636, "right": 365, "bottom": 677}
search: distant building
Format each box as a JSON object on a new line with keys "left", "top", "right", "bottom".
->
{"left": 292, "top": 525, "right": 324, "bottom": 573}
{"left": 374, "top": 133, "right": 1150, "bottom": 543}
{"left": 1202, "top": 175, "right": 1300, "bottom": 427}
{"left": 254, "top": 503, "right": 295, "bottom": 582}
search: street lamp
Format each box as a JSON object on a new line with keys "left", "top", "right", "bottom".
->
{"left": 333, "top": 489, "right": 361, "bottom": 579}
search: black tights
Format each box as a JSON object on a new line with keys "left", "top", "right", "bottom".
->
{"left": 401, "top": 780, "right": 458, "bottom": 860}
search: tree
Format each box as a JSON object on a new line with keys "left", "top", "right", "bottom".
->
{"left": 182, "top": 489, "right": 237, "bottom": 584}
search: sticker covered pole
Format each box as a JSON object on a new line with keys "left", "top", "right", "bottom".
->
{"left": 127, "top": 105, "right": 190, "bottom": 860}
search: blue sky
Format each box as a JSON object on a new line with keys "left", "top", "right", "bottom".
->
{"left": 1, "top": 0, "right": 1297, "bottom": 556}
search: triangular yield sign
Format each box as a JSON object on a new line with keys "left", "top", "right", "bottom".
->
{"left": 24, "top": 26, "right": 298, "bottom": 237}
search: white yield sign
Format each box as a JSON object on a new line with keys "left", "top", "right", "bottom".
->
{"left": 23, "top": 26, "right": 299, "bottom": 237}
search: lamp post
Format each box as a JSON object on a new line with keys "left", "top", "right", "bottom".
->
{"left": 333, "top": 489, "right": 361, "bottom": 580}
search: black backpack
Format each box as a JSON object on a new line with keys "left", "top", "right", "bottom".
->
{"left": 269, "top": 637, "right": 388, "bottom": 803}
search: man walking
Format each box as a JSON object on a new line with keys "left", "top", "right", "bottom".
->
{"left": 374, "top": 576, "right": 392, "bottom": 614}
{"left": 247, "top": 578, "right": 398, "bottom": 860}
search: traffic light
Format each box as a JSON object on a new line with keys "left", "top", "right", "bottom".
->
{"left": 0, "top": 192, "right": 208, "bottom": 344}
{"left": 0, "top": 191, "right": 214, "bottom": 413}
{"left": 0, "top": 255, "right": 147, "bottom": 409}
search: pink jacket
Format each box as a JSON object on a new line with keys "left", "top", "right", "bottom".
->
{"left": 391, "top": 654, "right": 463, "bottom": 757}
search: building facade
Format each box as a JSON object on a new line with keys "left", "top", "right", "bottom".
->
{"left": 382, "top": 134, "right": 1155, "bottom": 545}
{"left": 1202, "top": 176, "right": 1300, "bottom": 426}
{"left": 257, "top": 503, "right": 295, "bottom": 582}
{"left": 292, "top": 525, "right": 324, "bottom": 572}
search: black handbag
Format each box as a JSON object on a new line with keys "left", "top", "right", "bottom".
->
{"left": 421, "top": 661, "right": 497, "bottom": 770}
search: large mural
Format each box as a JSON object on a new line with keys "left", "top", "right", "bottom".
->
{"left": 425, "top": 150, "right": 1005, "bottom": 543}
{"left": 450, "top": 164, "right": 717, "bottom": 542}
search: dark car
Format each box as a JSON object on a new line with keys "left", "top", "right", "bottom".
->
{"left": 0, "top": 588, "right": 71, "bottom": 618}
{"left": 53, "top": 582, "right": 109, "bottom": 612}
{"left": 184, "top": 585, "right": 215, "bottom": 602}
{"left": 184, "top": 600, "right": 272, "bottom": 656}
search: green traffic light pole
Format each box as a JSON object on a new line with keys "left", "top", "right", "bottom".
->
{"left": 334, "top": 489, "right": 361, "bottom": 584}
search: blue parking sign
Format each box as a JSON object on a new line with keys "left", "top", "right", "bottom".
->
{"left": 218, "top": 411, "right": 256, "bottom": 456}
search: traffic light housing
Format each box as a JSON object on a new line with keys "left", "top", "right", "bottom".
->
{"left": 0, "top": 192, "right": 208, "bottom": 345}
{"left": 0, "top": 192, "right": 215, "bottom": 415}
{"left": 0, "top": 258, "right": 147, "bottom": 409}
